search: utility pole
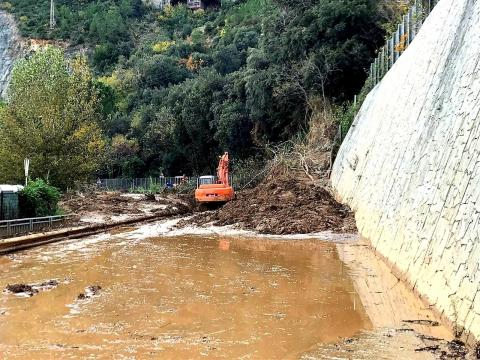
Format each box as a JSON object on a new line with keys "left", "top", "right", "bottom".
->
{"left": 50, "top": 0, "right": 56, "bottom": 30}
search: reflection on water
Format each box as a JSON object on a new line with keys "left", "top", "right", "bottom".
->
{"left": 0, "top": 234, "right": 371, "bottom": 359}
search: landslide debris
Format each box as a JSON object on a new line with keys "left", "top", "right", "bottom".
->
{"left": 77, "top": 285, "right": 102, "bottom": 300}
{"left": 61, "top": 191, "right": 194, "bottom": 226}
{"left": 6, "top": 284, "right": 38, "bottom": 296}
{"left": 181, "top": 176, "right": 356, "bottom": 235}
{"left": 5, "top": 279, "right": 59, "bottom": 297}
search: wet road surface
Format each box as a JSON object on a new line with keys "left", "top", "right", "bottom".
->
{"left": 0, "top": 232, "right": 375, "bottom": 359}
{"left": 0, "top": 228, "right": 456, "bottom": 359}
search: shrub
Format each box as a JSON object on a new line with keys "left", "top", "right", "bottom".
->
{"left": 19, "top": 179, "right": 61, "bottom": 218}
{"left": 152, "top": 40, "right": 175, "bottom": 53}
{"left": 0, "top": 2, "right": 12, "bottom": 10}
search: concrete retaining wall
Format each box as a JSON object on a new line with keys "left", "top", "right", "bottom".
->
{"left": 331, "top": 0, "right": 480, "bottom": 342}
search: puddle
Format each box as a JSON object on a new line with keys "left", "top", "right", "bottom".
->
{"left": 0, "top": 234, "right": 457, "bottom": 359}
{"left": 0, "top": 235, "right": 374, "bottom": 358}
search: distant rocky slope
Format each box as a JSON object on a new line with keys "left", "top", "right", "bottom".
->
{"left": 0, "top": 11, "right": 24, "bottom": 98}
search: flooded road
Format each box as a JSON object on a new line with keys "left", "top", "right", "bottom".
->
{"left": 0, "top": 227, "right": 456, "bottom": 359}
{"left": 0, "top": 231, "right": 373, "bottom": 359}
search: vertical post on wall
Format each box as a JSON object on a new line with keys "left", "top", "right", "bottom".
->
{"left": 389, "top": 37, "right": 394, "bottom": 68}
{"left": 412, "top": 2, "right": 418, "bottom": 39}
{"left": 385, "top": 44, "right": 389, "bottom": 72}
{"left": 399, "top": 21, "right": 405, "bottom": 56}
{"left": 50, "top": 0, "right": 56, "bottom": 30}
{"left": 380, "top": 46, "right": 385, "bottom": 79}
{"left": 384, "top": 45, "right": 388, "bottom": 76}
{"left": 370, "top": 63, "right": 375, "bottom": 88}
{"left": 403, "top": 14, "right": 409, "bottom": 48}
{"left": 394, "top": 26, "right": 400, "bottom": 62}
{"left": 376, "top": 55, "right": 381, "bottom": 83}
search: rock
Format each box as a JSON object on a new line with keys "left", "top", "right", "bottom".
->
{"left": 77, "top": 285, "right": 102, "bottom": 300}
{"left": 6, "top": 284, "right": 38, "bottom": 296}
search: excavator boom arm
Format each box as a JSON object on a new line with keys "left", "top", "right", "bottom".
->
{"left": 217, "top": 152, "right": 230, "bottom": 186}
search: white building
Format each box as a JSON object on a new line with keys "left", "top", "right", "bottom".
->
{"left": 143, "top": 0, "right": 171, "bottom": 9}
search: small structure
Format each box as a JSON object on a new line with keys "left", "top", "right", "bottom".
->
{"left": 187, "top": 0, "right": 203, "bottom": 9}
{"left": 0, "top": 185, "right": 23, "bottom": 220}
{"left": 143, "top": 0, "right": 171, "bottom": 9}
{"left": 163, "top": 0, "right": 220, "bottom": 10}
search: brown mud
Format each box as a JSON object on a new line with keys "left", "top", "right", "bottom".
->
{"left": 0, "top": 234, "right": 373, "bottom": 358}
{"left": 337, "top": 241, "right": 476, "bottom": 359}
{"left": 180, "top": 176, "right": 356, "bottom": 235}
{"left": 61, "top": 192, "right": 193, "bottom": 226}
{"left": 0, "top": 228, "right": 476, "bottom": 358}
{"left": 5, "top": 279, "right": 59, "bottom": 297}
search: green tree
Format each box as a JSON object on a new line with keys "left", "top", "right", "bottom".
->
{"left": 0, "top": 47, "right": 105, "bottom": 189}
{"left": 19, "top": 179, "right": 61, "bottom": 217}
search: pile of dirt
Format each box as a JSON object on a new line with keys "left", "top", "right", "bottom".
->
{"left": 182, "top": 176, "right": 356, "bottom": 235}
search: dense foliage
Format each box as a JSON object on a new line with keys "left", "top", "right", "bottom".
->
{"left": 4, "top": 0, "right": 145, "bottom": 72}
{"left": 18, "top": 179, "right": 61, "bottom": 217}
{"left": 0, "top": 47, "right": 105, "bottom": 189}
{"left": 3, "top": 0, "right": 392, "bottom": 180}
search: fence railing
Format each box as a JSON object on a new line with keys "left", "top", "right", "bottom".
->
{"left": 338, "top": 0, "right": 439, "bottom": 143}
{"left": 0, "top": 215, "right": 69, "bottom": 239}
{"left": 367, "top": 0, "right": 439, "bottom": 90}
{"left": 96, "top": 177, "right": 194, "bottom": 191}
{"left": 96, "top": 174, "right": 261, "bottom": 192}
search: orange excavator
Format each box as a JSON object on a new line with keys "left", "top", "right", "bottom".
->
{"left": 195, "top": 152, "right": 235, "bottom": 203}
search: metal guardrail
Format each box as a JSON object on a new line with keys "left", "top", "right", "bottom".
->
{"left": 97, "top": 177, "right": 194, "bottom": 191}
{"left": 0, "top": 215, "right": 69, "bottom": 239}
{"left": 339, "top": 0, "right": 440, "bottom": 142}
{"left": 96, "top": 174, "right": 259, "bottom": 192}
{"left": 367, "top": 0, "right": 439, "bottom": 89}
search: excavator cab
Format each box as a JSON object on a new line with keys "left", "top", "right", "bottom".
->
{"left": 195, "top": 153, "right": 235, "bottom": 203}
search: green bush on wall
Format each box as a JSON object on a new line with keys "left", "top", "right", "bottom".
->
{"left": 19, "top": 179, "right": 61, "bottom": 218}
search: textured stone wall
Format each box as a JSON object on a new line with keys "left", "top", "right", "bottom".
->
{"left": 332, "top": 0, "right": 480, "bottom": 342}
{"left": 0, "top": 11, "right": 24, "bottom": 98}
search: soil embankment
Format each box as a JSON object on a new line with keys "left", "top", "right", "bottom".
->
{"left": 180, "top": 176, "right": 356, "bottom": 235}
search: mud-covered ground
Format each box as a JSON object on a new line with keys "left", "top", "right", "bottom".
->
{"left": 59, "top": 175, "right": 355, "bottom": 236}
{"left": 1, "top": 231, "right": 476, "bottom": 359}
{"left": 179, "top": 176, "right": 356, "bottom": 235}
{"left": 60, "top": 192, "right": 194, "bottom": 226}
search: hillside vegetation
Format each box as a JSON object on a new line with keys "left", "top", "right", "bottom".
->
{"left": 1, "top": 0, "right": 396, "bottom": 187}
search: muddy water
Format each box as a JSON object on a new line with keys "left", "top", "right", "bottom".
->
{"left": 0, "top": 233, "right": 373, "bottom": 359}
